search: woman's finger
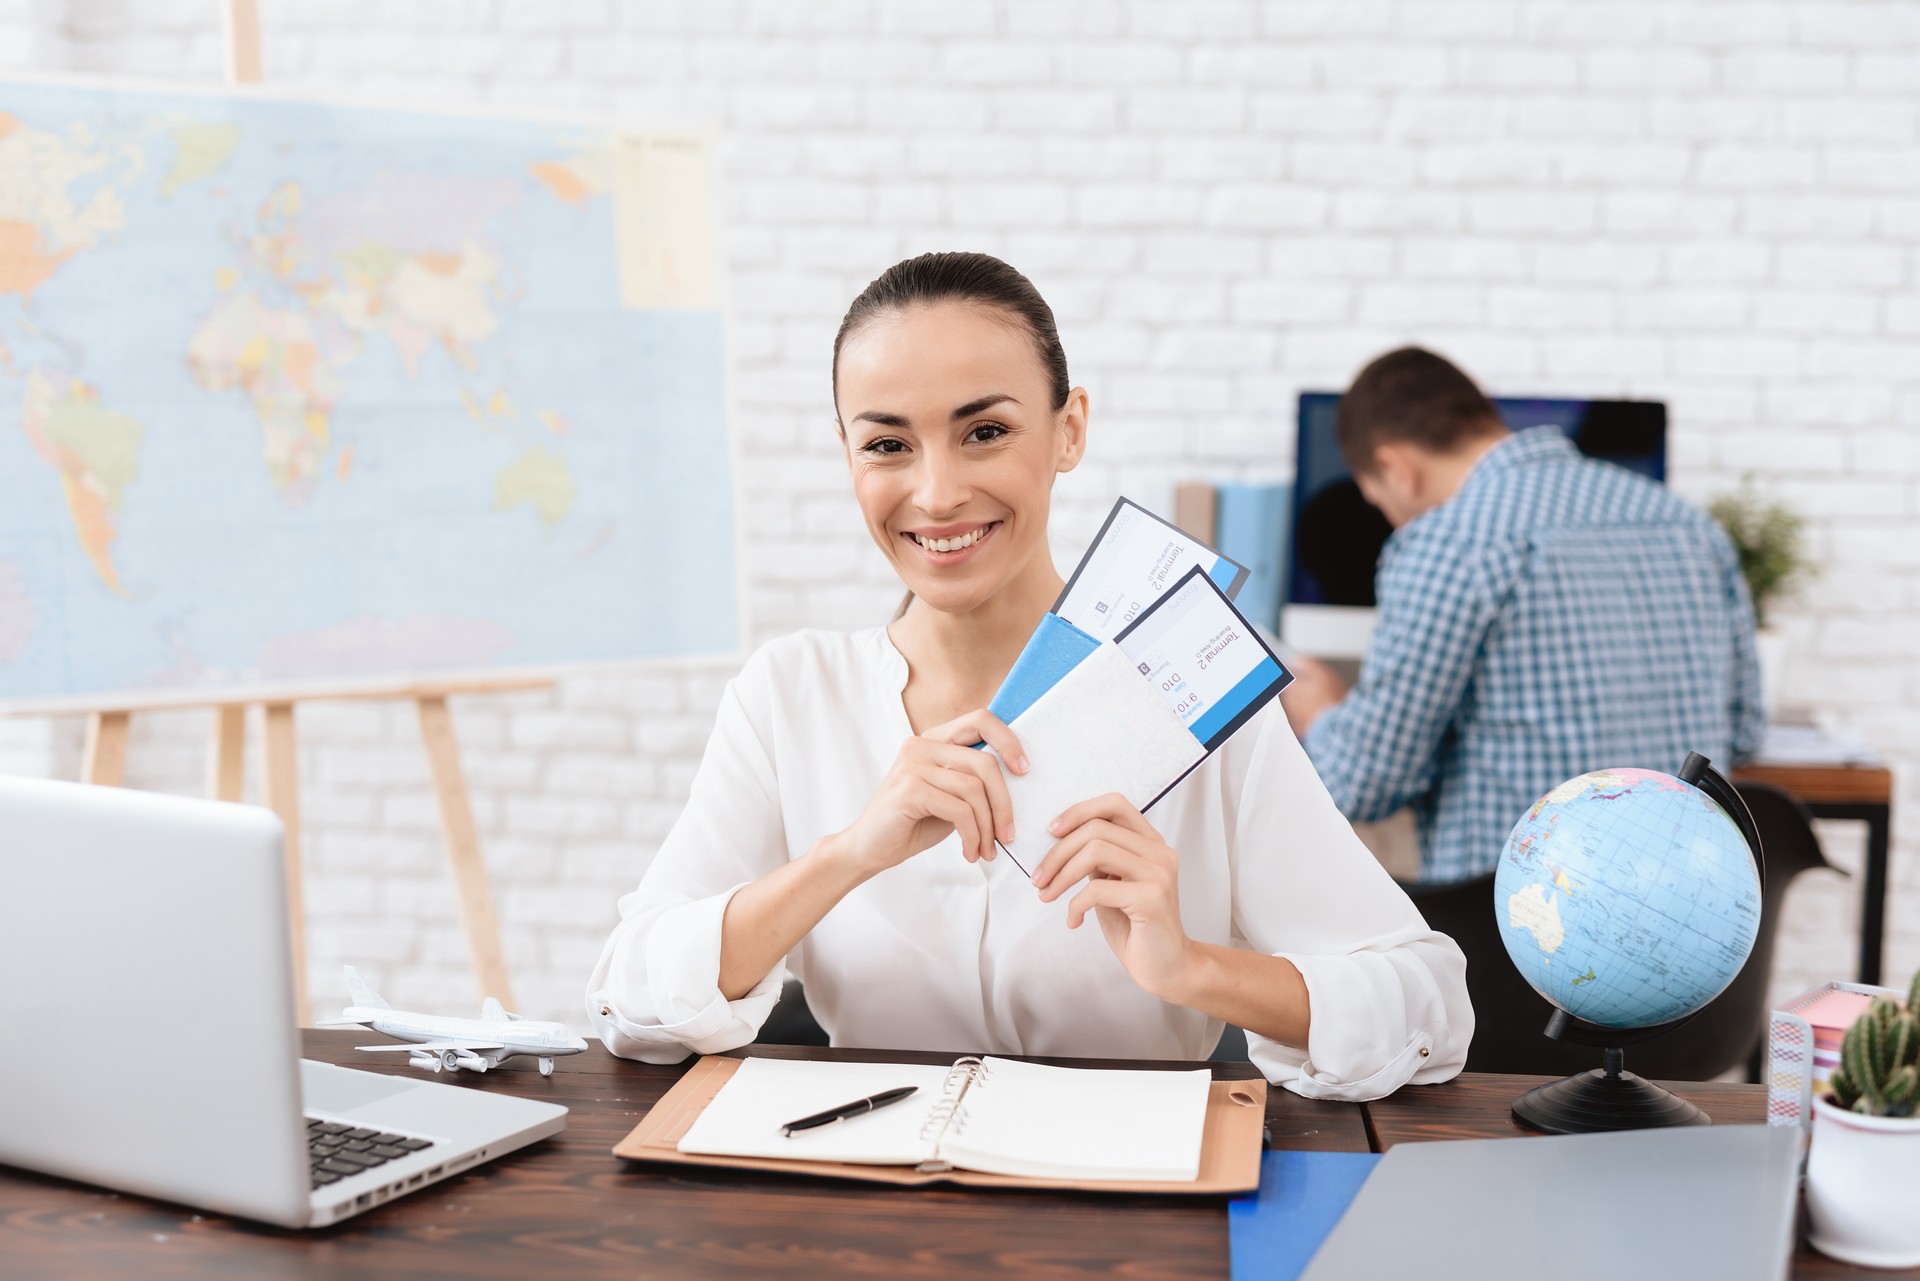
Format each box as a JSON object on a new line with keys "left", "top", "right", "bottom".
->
{"left": 1036, "top": 838, "right": 1156, "bottom": 903}
{"left": 913, "top": 778, "right": 982, "bottom": 863}
{"left": 924, "top": 742, "right": 1018, "bottom": 847}
{"left": 1065, "top": 876, "right": 1137, "bottom": 930}
{"left": 1045, "top": 792, "right": 1153, "bottom": 842}
{"left": 922, "top": 765, "right": 995, "bottom": 862}
{"left": 1031, "top": 817, "right": 1154, "bottom": 888}
{"left": 924, "top": 708, "right": 1028, "bottom": 775}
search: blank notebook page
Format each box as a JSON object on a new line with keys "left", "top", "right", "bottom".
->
{"left": 675, "top": 1058, "right": 956, "bottom": 1165}
{"left": 937, "top": 1057, "right": 1212, "bottom": 1182}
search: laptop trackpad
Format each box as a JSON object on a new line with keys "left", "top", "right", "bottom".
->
{"left": 302, "top": 1060, "right": 420, "bottom": 1113}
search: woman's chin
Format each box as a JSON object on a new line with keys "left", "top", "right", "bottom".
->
{"left": 902, "top": 579, "right": 1002, "bottom": 616}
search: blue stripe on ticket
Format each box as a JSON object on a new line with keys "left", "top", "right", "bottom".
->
{"left": 1189, "top": 655, "right": 1285, "bottom": 749}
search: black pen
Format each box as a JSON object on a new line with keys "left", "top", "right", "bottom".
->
{"left": 780, "top": 1086, "right": 919, "bottom": 1136}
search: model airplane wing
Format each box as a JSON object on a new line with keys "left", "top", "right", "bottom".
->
{"left": 355, "top": 1039, "right": 508, "bottom": 1052}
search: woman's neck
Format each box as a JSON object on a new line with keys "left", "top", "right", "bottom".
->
{"left": 889, "top": 555, "right": 1064, "bottom": 730}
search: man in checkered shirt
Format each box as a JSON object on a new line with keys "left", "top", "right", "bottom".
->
{"left": 1283, "top": 348, "right": 1764, "bottom": 885}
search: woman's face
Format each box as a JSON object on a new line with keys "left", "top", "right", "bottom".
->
{"left": 835, "top": 300, "right": 1087, "bottom": 616}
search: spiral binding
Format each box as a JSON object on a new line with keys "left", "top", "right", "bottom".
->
{"left": 919, "top": 1056, "right": 989, "bottom": 1141}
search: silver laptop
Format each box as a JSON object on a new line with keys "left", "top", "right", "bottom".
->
{"left": 1300, "top": 1123, "right": 1799, "bottom": 1281}
{"left": 0, "top": 775, "right": 567, "bottom": 1228}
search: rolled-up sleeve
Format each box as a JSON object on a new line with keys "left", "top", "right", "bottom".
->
{"left": 1225, "top": 705, "right": 1473, "bottom": 1099}
{"left": 585, "top": 657, "right": 792, "bottom": 1063}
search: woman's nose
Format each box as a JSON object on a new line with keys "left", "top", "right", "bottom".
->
{"left": 913, "top": 448, "right": 971, "bottom": 516}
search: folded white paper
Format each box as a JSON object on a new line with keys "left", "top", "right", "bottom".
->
{"left": 988, "top": 640, "right": 1205, "bottom": 873}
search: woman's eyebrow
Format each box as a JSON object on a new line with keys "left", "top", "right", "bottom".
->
{"left": 851, "top": 409, "right": 911, "bottom": 428}
{"left": 951, "top": 393, "right": 1019, "bottom": 420}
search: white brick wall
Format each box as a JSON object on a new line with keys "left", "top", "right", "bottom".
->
{"left": 2, "top": 0, "right": 1916, "bottom": 1030}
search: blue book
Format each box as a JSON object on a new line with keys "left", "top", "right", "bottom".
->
{"left": 1213, "top": 482, "right": 1291, "bottom": 633}
{"left": 1228, "top": 1150, "right": 1380, "bottom": 1281}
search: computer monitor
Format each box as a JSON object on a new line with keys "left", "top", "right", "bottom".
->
{"left": 1282, "top": 393, "right": 1667, "bottom": 657}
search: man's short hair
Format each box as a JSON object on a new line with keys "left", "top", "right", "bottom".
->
{"left": 1335, "top": 347, "right": 1503, "bottom": 475}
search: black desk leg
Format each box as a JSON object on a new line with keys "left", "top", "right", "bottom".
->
{"left": 1860, "top": 807, "right": 1891, "bottom": 987}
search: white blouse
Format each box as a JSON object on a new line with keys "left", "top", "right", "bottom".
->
{"left": 586, "top": 627, "right": 1473, "bottom": 1101}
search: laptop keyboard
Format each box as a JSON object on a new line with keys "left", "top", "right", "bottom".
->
{"left": 307, "top": 1117, "right": 435, "bottom": 1188}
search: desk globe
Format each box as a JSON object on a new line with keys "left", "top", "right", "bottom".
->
{"left": 1493, "top": 753, "right": 1764, "bottom": 1133}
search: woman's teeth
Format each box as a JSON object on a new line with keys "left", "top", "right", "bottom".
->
{"left": 911, "top": 524, "right": 992, "bottom": 553}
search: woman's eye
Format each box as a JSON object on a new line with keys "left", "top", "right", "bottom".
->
{"left": 862, "top": 438, "right": 909, "bottom": 456}
{"left": 967, "top": 422, "right": 1009, "bottom": 443}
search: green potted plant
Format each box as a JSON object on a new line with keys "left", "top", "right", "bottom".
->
{"left": 1707, "top": 482, "right": 1811, "bottom": 718}
{"left": 1805, "top": 969, "right": 1920, "bottom": 1267}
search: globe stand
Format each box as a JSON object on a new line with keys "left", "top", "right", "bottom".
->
{"left": 1512, "top": 1043, "right": 1708, "bottom": 1134}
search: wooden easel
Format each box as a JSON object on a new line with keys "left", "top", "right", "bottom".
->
{"left": 72, "top": 678, "right": 549, "bottom": 1024}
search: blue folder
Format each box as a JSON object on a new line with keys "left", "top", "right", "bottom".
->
{"left": 1213, "top": 482, "right": 1291, "bottom": 633}
{"left": 1228, "top": 1150, "right": 1380, "bottom": 1281}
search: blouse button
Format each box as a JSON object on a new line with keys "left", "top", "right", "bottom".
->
{"left": 1419, "top": 1046, "right": 1430, "bottom": 1057}
{"left": 599, "top": 1005, "right": 612, "bottom": 1017}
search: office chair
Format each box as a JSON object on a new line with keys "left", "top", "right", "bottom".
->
{"left": 1405, "top": 781, "right": 1840, "bottom": 1080}
{"left": 757, "top": 979, "right": 830, "bottom": 1047}
{"left": 766, "top": 983, "right": 1266, "bottom": 1064}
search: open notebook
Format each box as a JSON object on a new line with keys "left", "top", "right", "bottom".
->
{"left": 675, "top": 1056, "right": 1213, "bottom": 1183}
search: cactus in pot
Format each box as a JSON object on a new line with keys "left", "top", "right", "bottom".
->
{"left": 1806, "top": 966, "right": 1920, "bottom": 1268}
{"left": 1828, "top": 991, "right": 1920, "bottom": 1117}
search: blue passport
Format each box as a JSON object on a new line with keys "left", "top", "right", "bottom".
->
{"left": 986, "top": 612, "right": 1099, "bottom": 726}
{"left": 1228, "top": 1150, "right": 1380, "bottom": 1281}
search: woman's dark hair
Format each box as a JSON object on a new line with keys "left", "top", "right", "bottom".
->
{"left": 832, "top": 252, "right": 1070, "bottom": 419}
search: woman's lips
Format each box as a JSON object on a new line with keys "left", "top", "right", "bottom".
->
{"left": 902, "top": 520, "right": 1001, "bottom": 562}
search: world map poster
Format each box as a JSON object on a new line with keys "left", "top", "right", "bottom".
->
{"left": 0, "top": 76, "right": 735, "bottom": 709}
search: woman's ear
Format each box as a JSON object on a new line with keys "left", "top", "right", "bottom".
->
{"left": 1054, "top": 387, "right": 1090, "bottom": 474}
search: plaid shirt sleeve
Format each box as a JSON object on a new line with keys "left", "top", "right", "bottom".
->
{"left": 1304, "top": 530, "right": 1508, "bottom": 823}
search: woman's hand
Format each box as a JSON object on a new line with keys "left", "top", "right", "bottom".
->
{"left": 832, "top": 710, "right": 1028, "bottom": 878}
{"left": 1030, "top": 794, "right": 1196, "bottom": 1000}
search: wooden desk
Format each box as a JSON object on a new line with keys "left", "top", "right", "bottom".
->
{"left": 1368, "top": 1072, "right": 1917, "bottom": 1280}
{"left": 1734, "top": 759, "right": 1896, "bottom": 985}
{"left": 2, "top": 1039, "right": 1895, "bottom": 1279}
{"left": 0, "top": 1031, "right": 1367, "bottom": 1280}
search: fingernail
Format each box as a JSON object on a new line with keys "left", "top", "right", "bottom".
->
{"left": 1002, "top": 824, "right": 1015, "bottom": 843}
{"left": 1017, "top": 756, "right": 1031, "bottom": 774}
{"left": 1048, "top": 817, "right": 1063, "bottom": 835}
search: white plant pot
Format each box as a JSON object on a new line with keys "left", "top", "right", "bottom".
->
{"left": 1806, "top": 1095, "right": 1920, "bottom": 1268}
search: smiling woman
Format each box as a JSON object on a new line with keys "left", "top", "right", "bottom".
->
{"left": 831, "top": 253, "right": 1082, "bottom": 637}
{"left": 586, "top": 253, "right": 1474, "bottom": 1102}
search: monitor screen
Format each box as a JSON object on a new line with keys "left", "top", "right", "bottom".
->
{"left": 1288, "top": 393, "right": 1667, "bottom": 609}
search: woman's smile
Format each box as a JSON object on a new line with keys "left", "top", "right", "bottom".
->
{"left": 902, "top": 519, "right": 1002, "bottom": 563}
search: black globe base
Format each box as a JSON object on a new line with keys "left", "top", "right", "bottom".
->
{"left": 1511, "top": 1047, "right": 1709, "bottom": 1134}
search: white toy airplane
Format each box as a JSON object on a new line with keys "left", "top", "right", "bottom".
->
{"left": 335, "top": 967, "right": 588, "bottom": 1077}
